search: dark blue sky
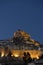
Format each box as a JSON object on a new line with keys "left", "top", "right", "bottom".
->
{"left": 0, "top": 0, "right": 43, "bottom": 44}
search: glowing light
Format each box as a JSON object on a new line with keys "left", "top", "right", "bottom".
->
{"left": 37, "top": 56, "right": 39, "bottom": 59}
{"left": 14, "top": 54, "right": 19, "bottom": 57}
{"left": 1, "top": 52, "right": 4, "bottom": 57}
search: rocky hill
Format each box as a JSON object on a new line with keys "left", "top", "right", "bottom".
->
{"left": 12, "top": 29, "right": 40, "bottom": 46}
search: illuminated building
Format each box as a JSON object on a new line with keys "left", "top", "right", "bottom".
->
{"left": 0, "top": 30, "right": 43, "bottom": 60}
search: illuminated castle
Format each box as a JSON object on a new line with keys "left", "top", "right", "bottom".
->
{"left": 0, "top": 29, "right": 43, "bottom": 59}
{"left": 13, "top": 29, "right": 40, "bottom": 46}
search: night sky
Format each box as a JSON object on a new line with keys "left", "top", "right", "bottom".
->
{"left": 0, "top": 0, "right": 43, "bottom": 44}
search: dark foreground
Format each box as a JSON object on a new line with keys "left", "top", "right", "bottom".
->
{"left": 0, "top": 63, "right": 43, "bottom": 65}
{"left": 0, "top": 57, "right": 43, "bottom": 65}
{"left": 0, "top": 61, "right": 43, "bottom": 65}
